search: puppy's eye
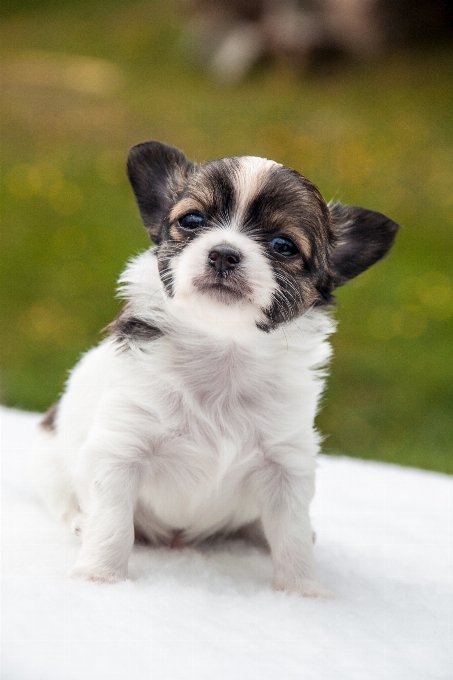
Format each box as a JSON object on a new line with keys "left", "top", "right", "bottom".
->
{"left": 179, "top": 213, "right": 205, "bottom": 230}
{"left": 270, "top": 236, "right": 299, "bottom": 258}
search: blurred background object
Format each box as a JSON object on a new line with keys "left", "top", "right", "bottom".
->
{"left": 182, "top": 0, "right": 453, "bottom": 81}
{"left": 0, "top": 0, "right": 452, "bottom": 473}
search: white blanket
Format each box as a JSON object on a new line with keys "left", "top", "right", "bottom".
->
{"left": 1, "top": 407, "right": 451, "bottom": 680}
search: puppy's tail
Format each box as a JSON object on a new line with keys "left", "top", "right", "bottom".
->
{"left": 29, "top": 425, "right": 80, "bottom": 528}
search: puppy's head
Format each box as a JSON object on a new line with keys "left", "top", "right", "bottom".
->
{"left": 128, "top": 141, "right": 399, "bottom": 331}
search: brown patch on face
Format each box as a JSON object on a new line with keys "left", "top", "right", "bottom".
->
{"left": 272, "top": 223, "right": 313, "bottom": 261}
{"left": 169, "top": 223, "right": 192, "bottom": 242}
{"left": 168, "top": 198, "right": 205, "bottom": 224}
{"left": 180, "top": 158, "right": 238, "bottom": 222}
{"left": 240, "top": 165, "right": 335, "bottom": 329}
{"left": 243, "top": 168, "right": 331, "bottom": 251}
{"left": 157, "top": 160, "right": 240, "bottom": 261}
{"left": 155, "top": 159, "right": 241, "bottom": 294}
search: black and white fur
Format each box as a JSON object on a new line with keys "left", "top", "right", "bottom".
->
{"left": 32, "top": 142, "right": 399, "bottom": 596}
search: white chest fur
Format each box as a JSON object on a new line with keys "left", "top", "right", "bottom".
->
{"left": 133, "top": 335, "right": 297, "bottom": 539}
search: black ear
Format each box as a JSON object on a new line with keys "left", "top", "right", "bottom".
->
{"left": 127, "top": 141, "right": 196, "bottom": 244}
{"left": 329, "top": 203, "right": 400, "bottom": 287}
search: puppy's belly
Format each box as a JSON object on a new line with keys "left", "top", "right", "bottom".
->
{"left": 134, "top": 465, "right": 260, "bottom": 544}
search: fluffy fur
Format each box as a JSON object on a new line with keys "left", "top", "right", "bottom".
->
{"left": 32, "top": 142, "right": 399, "bottom": 596}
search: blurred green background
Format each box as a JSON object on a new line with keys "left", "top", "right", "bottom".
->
{"left": 1, "top": 1, "right": 452, "bottom": 472}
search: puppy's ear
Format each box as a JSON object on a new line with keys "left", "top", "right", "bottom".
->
{"left": 329, "top": 203, "right": 400, "bottom": 287}
{"left": 127, "top": 141, "right": 196, "bottom": 244}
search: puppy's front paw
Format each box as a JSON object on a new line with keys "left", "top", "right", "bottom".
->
{"left": 274, "top": 577, "right": 334, "bottom": 599}
{"left": 69, "top": 564, "right": 125, "bottom": 584}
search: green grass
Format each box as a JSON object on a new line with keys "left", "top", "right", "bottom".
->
{"left": 1, "top": 1, "right": 452, "bottom": 472}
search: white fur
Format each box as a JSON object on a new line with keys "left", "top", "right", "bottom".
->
{"left": 32, "top": 232, "right": 335, "bottom": 597}
{"left": 232, "top": 156, "right": 279, "bottom": 224}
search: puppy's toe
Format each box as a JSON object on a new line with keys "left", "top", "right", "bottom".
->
{"left": 299, "top": 580, "right": 334, "bottom": 599}
{"left": 275, "top": 578, "right": 334, "bottom": 599}
{"left": 69, "top": 565, "right": 124, "bottom": 584}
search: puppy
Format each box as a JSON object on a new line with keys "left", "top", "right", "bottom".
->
{"left": 32, "top": 141, "right": 399, "bottom": 596}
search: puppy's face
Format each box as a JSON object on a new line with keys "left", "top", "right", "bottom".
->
{"left": 158, "top": 156, "right": 334, "bottom": 330}
{"left": 128, "top": 142, "right": 399, "bottom": 331}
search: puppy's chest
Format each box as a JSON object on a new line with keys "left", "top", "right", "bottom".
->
{"left": 167, "top": 341, "right": 283, "bottom": 434}
{"left": 141, "top": 339, "right": 291, "bottom": 480}
{"left": 139, "top": 343, "right": 286, "bottom": 526}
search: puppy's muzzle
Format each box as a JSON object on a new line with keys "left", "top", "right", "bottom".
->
{"left": 208, "top": 245, "right": 242, "bottom": 275}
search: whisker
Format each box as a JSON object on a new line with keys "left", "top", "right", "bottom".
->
{"left": 273, "top": 273, "right": 303, "bottom": 310}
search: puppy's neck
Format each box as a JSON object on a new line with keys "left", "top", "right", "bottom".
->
{"left": 119, "top": 249, "right": 268, "bottom": 345}
{"left": 166, "top": 294, "right": 267, "bottom": 343}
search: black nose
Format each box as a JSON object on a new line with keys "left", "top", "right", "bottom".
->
{"left": 208, "top": 245, "right": 242, "bottom": 273}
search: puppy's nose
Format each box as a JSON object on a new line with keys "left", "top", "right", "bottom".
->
{"left": 208, "top": 245, "right": 242, "bottom": 273}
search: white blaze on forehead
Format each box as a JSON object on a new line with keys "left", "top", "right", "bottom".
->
{"left": 232, "top": 156, "right": 280, "bottom": 227}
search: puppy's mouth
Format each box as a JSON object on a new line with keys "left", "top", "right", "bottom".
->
{"left": 193, "top": 270, "right": 252, "bottom": 303}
